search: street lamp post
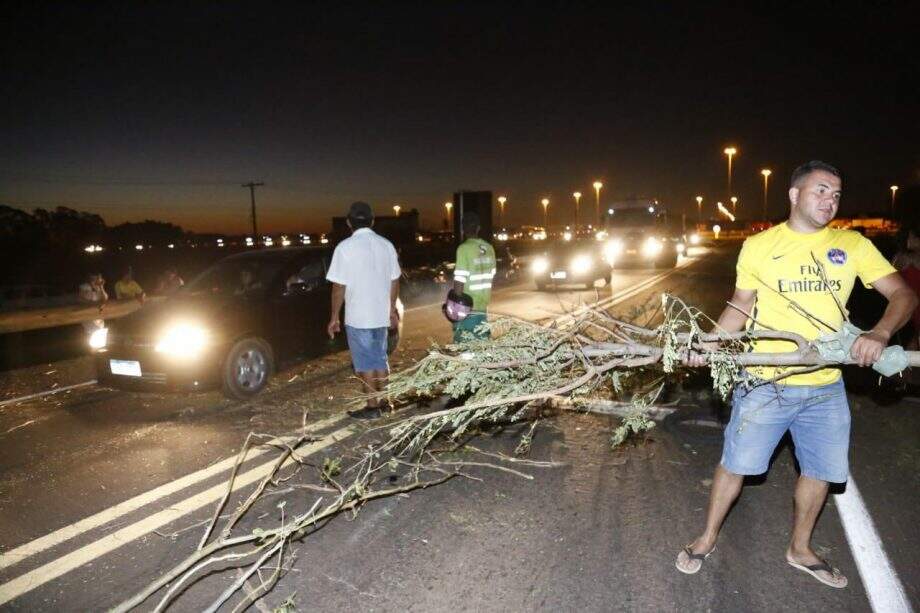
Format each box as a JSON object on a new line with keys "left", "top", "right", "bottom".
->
{"left": 890, "top": 185, "right": 899, "bottom": 215}
{"left": 541, "top": 198, "right": 550, "bottom": 229}
{"left": 761, "top": 169, "right": 772, "bottom": 220}
{"left": 593, "top": 181, "right": 603, "bottom": 226}
{"left": 573, "top": 191, "right": 582, "bottom": 228}
{"left": 695, "top": 195, "right": 703, "bottom": 224}
{"left": 498, "top": 196, "right": 507, "bottom": 228}
{"left": 393, "top": 204, "right": 401, "bottom": 216}
{"left": 444, "top": 201, "right": 453, "bottom": 230}
{"left": 723, "top": 147, "right": 737, "bottom": 200}
{"left": 730, "top": 196, "right": 738, "bottom": 216}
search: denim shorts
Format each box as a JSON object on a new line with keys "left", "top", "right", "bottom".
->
{"left": 344, "top": 326, "right": 388, "bottom": 372}
{"left": 720, "top": 379, "right": 850, "bottom": 483}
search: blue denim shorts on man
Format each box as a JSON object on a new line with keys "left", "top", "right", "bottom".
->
{"left": 720, "top": 378, "right": 850, "bottom": 483}
{"left": 344, "top": 326, "right": 388, "bottom": 372}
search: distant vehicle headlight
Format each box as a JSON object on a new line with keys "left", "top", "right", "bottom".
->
{"left": 532, "top": 257, "right": 550, "bottom": 274}
{"left": 689, "top": 233, "right": 701, "bottom": 245}
{"left": 570, "top": 255, "right": 593, "bottom": 274}
{"left": 642, "top": 237, "right": 663, "bottom": 257}
{"left": 603, "top": 239, "right": 624, "bottom": 263}
{"left": 595, "top": 230, "right": 608, "bottom": 241}
{"left": 89, "top": 327, "right": 108, "bottom": 350}
{"left": 562, "top": 231, "right": 573, "bottom": 241}
{"left": 155, "top": 324, "right": 208, "bottom": 358}
{"left": 533, "top": 231, "right": 547, "bottom": 241}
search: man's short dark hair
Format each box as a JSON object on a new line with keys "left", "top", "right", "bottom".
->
{"left": 462, "top": 211, "right": 480, "bottom": 237}
{"left": 347, "top": 201, "right": 374, "bottom": 229}
{"left": 790, "top": 160, "right": 842, "bottom": 188}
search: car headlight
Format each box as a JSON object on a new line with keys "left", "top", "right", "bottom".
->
{"left": 89, "top": 327, "right": 108, "bottom": 350}
{"left": 689, "top": 233, "right": 701, "bottom": 245}
{"left": 570, "top": 255, "right": 593, "bottom": 274}
{"left": 155, "top": 324, "right": 208, "bottom": 358}
{"left": 531, "top": 257, "right": 549, "bottom": 274}
{"left": 676, "top": 242, "right": 686, "bottom": 254}
{"left": 595, "top": 230, "right": 608, "bottom": 241}
{"left": 562, "top": 231, "right": 572, "bottom": 241}
{"left": 603, "top": 239, "right": 624, "bottom": 263}
{"left": 642, "top": 237, "right": 663, "bottom": 257}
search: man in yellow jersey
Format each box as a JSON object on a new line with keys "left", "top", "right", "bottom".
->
{"left": 676, "top": 161, "right": 918, "bottom": 588}
{"left": 452, "top": 212, "right": 496, "bottom": 342}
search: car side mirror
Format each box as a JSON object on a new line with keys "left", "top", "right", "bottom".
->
{"left": 284, "top": 282, "right": 309, "bottom": 296}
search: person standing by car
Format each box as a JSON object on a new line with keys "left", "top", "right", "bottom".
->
{"left": 452, "top": 212, "right": 496, "bottom": 342}
{"left": 326, "top": 202, "right": 401, "bottom": 419}
{"left": 78, "top": 272, "right": 108, "bottom": 339}
{"left": 114, "top": 267, "right": 146, "bottom": 304}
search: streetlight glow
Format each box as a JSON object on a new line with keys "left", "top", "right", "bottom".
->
{"left": 723, "top": 146, "right": 738, "bottom": 200}
{"left": 541, "top": 198, "right": 550, "bottom": 229}
{"left": 730, "top": 196, "right": 738, "bottom": 215}
{"left": 444, "top": 201, "right": 453, "bottom": 230}
{"left": 573, "top": 191, "right": 582, "bottom": 227}
{"left": 393, "top": 205, "right": 401, "bottom": 216}
{"left": 890, "top": 185, "right": 899, "bottom": 215}
{"left": 592, "top": 181, "right": 603, "bottom": 226}
{"left": 695, "top": 195, "right": 703, "bottom": 223}
{"left": 498, "top": 196, "right": 507, "bottom": 228}
{"left": 761, "top": 169, "right": 772, "bottom": 220}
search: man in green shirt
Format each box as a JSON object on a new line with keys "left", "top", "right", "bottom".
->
{"left": 452, "top": 212, "right": 496, "bottom": 342}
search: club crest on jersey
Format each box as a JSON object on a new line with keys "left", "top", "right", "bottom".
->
{"left": 827, "top": 248, "right": 847, "bottom": 266}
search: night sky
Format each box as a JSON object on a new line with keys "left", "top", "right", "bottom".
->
{"left": 2, "top": 2, "right": 917, "bottom": 234}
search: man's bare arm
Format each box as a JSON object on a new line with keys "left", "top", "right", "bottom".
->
{"left": 850, "top": 272, "right": 919, "bottom": 365}
{"left": 327, "top": 282, "right": 345, "bottom": 339}
{"left": 390, "top": 278, "right": 400, "bottom": 327}
{"left": 686, "top": 287, "right": 756, "bottom": 366}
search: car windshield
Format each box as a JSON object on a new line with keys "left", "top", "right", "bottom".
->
{"left": 183, "top": 257, "right": 286, "bottom": 296}
{"left": 608, "top": 208, "right": 664, "bottom": 227}
{"left": 545, "top": 239, "right": 599, "bottom": 255}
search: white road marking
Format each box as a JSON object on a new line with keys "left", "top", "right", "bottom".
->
{"left": 0, "top": 380, "right": 97, "bottom": 408}
{"left": 836, "top": 476, "right": 913, "bottom": 613}
{"left": 0, "top": 413, "right": 346, "bottom": 571}
{"left": 0, "top": 424, "right": 356, "bottom": 606}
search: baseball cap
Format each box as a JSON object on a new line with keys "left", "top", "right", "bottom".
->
{"left": 348, "top": 201, "right": 374, "bottom": 221}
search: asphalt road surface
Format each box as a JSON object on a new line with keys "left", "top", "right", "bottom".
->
{"left": 0, "top": 245, "right": 917, "bottom": 612}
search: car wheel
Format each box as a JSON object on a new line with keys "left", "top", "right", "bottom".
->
{"left": 222, "top": 337, "right": 274, "bottom": 400}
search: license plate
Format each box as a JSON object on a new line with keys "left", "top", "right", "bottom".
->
{"left": 550, "top": 271, "right": 567, "bottom": 279}
{"left": 110, "top": 359, "right": 142, "bottom": 377}
{"left": 625, "top": 249, "right": 638, "bottom": 255}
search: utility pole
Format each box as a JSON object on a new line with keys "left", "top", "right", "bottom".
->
{"left": 242, "top": 182, "right": 264, "bottom": 241}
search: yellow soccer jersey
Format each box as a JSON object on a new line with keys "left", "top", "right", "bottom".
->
{"left": 735, "top": 222, "right": 896, "bottom": 385}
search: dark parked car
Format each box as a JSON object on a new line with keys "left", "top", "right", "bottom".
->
{"left": 530, "top": 239, "right": 611, "bottom": 290}
{"left": 93, "top": 247, "right": 403, "bottom": 399}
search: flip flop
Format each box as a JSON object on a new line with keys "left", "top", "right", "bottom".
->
{"left": 787, "top": 558, "right": 848, "bottom": 589}
{"left": 675, "top": 544, "right": 716, "bottom": 575}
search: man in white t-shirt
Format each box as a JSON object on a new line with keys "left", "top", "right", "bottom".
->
{"left": 326, "top": 202, "right": 402, "bottom": 419}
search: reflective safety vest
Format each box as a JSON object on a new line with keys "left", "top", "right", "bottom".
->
{"left": 453, "top": 238, "right": 497, "bottom": 311}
